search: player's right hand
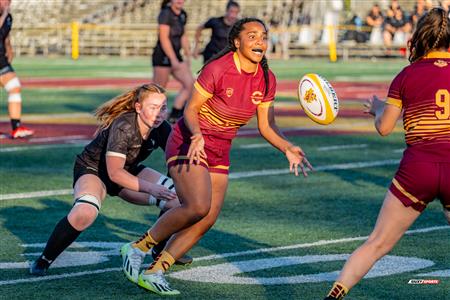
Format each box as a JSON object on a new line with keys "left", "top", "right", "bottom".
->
{"left": 149, "top": 184, "right": 178, "bottom": 201}
{"left": 187, "top": 133, "right": 207, "bottom": 165}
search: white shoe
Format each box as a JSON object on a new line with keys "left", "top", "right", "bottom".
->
{"left": 120, "top": 242, "right": 145, "bottom": 284}
{"left": 138, "top": 270, "right": 180, "bottom": 296}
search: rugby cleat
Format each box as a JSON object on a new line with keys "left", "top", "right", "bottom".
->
{"left": 138, "top": 270, "right": 180, "bottom": 296}
{"left": 120, "top": 242, "right": 146, "bottom": 284}
{"left": 11, "top": 126, "right": 34, "bottom": 139}
{"left": 29, "top": 257, "right": 51, "bottom": 276}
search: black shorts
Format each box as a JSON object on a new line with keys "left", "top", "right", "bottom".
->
{"left": 73, "top": 161, "right": 146, "bottom": 197}
{"left": 152, "top": 47, "right": 183, "bottom": 67}
{"left": 0, "top": 59, "right": 14, "bottom": 76}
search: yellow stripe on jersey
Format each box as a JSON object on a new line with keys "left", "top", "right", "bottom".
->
{"left": 166, "top": 155, "right": 209, "bottom": 167}
{"left": 386, "top": 97, "right": 402, "bottom": 108}
{"left": 210, "top": 165, "right": 230, "bottom": 170}
{"left": 258, "top": 101, "right": 274, "bottom": 108}
{"left": 194, "top": 81, "right": 213, "bottom": 99}
{"left": 392, "top": 178, "right": 427, "bottom": 206}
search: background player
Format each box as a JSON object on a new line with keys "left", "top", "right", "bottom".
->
{"left": 0, "top": 0, "right": 33, "bottom": 138}
{"left": 30, "top": 83, "right": 179, "bottom": 275}
{"left": 325, "top": 7, "right": 450, "bottom": 300}
{"left": 152, "top": 0, "right": 194, "bottom": 123}
{"left": 121, "top": 18, "right": 313, "bottom": 296}
{"left": 193, "top": 1, "right": 240, "bottom": 63}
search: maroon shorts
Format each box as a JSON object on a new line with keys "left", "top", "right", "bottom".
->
{"left": 165, "top": 120, "right": 232, "bottom": 174}
{"left": 389, "top": 161, "right": 450, "bottom": 212}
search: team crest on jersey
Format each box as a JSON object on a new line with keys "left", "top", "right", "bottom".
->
{"left": 226, "top": 88, "right": 234, "bottom": 97}
{"left": 434, "top": 60, "right": 448, "bottom": 68}
{"left": 251, "top": 91, "right": 264, "bottom": 105}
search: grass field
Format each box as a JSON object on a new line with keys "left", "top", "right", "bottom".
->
{"left": 0, "top": 57, "right": 448, "bottom": 300}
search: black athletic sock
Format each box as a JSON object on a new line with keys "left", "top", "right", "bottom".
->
{"left": 40, "top": 216, "right": 82, "bottom": 264}
{"left": 11, "top": 119, "right": 20, "bottom": 130}
{"left": 152, "top": 210, "right": 169, "bottom": 258}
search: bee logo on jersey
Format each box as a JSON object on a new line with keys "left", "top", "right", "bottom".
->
{"left": 434, "top": 60, "right": 448, "bottom": 68}
{"left": 226, "top": 88, "right": 234, "bottom": 97}
{"left": 251, "top": 91, "right": 264, "bottom": 105}
{"left": 304, "top": 88, "right": 318, "bottom": 103}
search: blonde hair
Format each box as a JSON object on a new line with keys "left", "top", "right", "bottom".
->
{"left": 95, "top": 83, "right": 166, "bottom": 130}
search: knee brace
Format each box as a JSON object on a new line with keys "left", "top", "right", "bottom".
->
{"left": 73, "top": 194, "right": 101, "bottom": 216}
{"left": 5, "top": 77, "right": 21, "bottom": 103}
{"left": 148, "top": 175, "right": 176, "bottom": 209}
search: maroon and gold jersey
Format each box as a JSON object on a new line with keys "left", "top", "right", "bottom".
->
{"left": 194, "top": 51, "right": 276, "bottom": 139}
{"left": 386, "top": 51, "right": 450, "bottom": 162}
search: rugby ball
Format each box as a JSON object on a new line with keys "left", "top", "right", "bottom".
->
{"left": 297, "top": 73, "right": 339, "bottom": 125}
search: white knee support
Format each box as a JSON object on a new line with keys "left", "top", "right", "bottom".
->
{"left": 148, "top": 175, "right": 176, "bottom": 209}
{"left": 4, "top": 77, "right": 21, "bottom": 92}
{"left": 8, "top": 93, "right": 21, "bottom": 103}
{"left": 74, "top": 194, "right": 101, "bottom": 216}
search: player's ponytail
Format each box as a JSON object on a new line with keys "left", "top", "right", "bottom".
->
{"left": 160, "top": 0, "right": 171, "bottom": 9}
{"left": 200, "top": 18, "right": 270, "bottom": 96}
{"left": 95, "top": 83, "right": 166, "bottom": 131}
{"left": 408, "top": 7, "right": 450, "bottom": 63}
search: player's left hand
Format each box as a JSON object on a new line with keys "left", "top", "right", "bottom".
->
{"left": 285, "top": 145, "right": 313, "bottom": 177}
{"left": 364, "top": 95, "right": 385, "bottom": 116}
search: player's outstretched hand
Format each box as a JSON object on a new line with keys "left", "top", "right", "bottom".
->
{"left": 364, "top": 95, "right": 385, "bottom": 116}
{"left": 286, "top": 145, "right": 313, "bottom": 177}
{"left": 149, "top": 184, "right": 178, "bottom": 201}
{"left": 187, "top": 133, "right": 207, "bottom": 165}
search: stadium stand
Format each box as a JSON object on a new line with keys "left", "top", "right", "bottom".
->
{"left": 10, "top": 0, "right": 420, "bottom": 59}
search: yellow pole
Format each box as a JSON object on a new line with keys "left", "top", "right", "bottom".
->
{"left": 328, "top": 25, "right": 337, "bottom": 62}
{"left": 71, "top": 21, "right": 79, "bottom": 60}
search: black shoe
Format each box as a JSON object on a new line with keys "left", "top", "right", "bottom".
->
{"left": 151, "top": 248, "right": 193, "bottom": 266}
{"left": 29, "top": 257, "right": 50, "bottom": 276}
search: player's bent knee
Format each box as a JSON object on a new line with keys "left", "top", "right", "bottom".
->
{"left": 5, "top": 77, "right": 21, "bottom": 92}
{"left": 70, "top": 194, "right": 101, "bottom": 229}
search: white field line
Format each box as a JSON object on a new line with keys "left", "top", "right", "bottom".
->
{"left": 29, "top": 135, "right": 88, "bottom": 143}
{"left": 0, "top": 159, "right": 400, "bottom": 201}
{"left": 0, "top": 225, "right": 447, "bottom": 286}
{"left": 317, "top": 144, "right": 367, "bottom": 151}
{"left": 0, "top": 143, "right": 87, "bottom": 153}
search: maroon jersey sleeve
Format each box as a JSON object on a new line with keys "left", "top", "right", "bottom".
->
{"left": 386, "top": 68, "right": 408, "bottom": 109}
{"left": 194, "top": 61, "right": 219, "bottom": 98}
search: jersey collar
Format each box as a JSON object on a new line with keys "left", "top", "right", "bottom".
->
{"left": 424, "top": 51, "right": 450, "bottom": 59}
{"left": 233, "top": 52, "right": 259, "bottom": 76}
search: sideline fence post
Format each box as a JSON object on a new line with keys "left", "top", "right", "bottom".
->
{"left": 71, "top": 21, "right": 79, "bottom": 60}
{"left": 328, "top": 25, "right": 337, "bottom": 62}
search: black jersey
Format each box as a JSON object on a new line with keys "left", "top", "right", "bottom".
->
{"left": 203, "top": 17, "right": 231, "bottom": 57}
{"left": 0, "top": 13, "right": 12, "bottom": 59}
{"left": 154, "top": 6, "right": 187, "bottom": 53}
{"left": 76, "top": 112, "right": 171, "bottom": 174}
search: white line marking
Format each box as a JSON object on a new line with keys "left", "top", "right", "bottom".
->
{"left": 0, "top": 268, "right": 120, "bottom": 286}
{"left": 0, "top": 189, "right": 73, "bottom": 201}
{"left": 0, "top": 225, "right": 447, "bottom": 286}
{"left": 317, "top": 144, "right": 367, "bottom": 151}
{"left": 239, "top": 143, "right": 271, "bottom": 149}
{"left": 0, "top": 159, "right": 400, "bottom": 201}
{"left": 0, "top": 143, "right": 87, "bottom": 153}
{"left": 195, "top": 225, "right": 449, "bottom": 262}
{"left": 29, "top": 135, "right": 88, "bottom": 143}
{"left": 229, "top": 159, "right": 399, "bottom": 179}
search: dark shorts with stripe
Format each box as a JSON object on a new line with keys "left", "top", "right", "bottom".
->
{"left": 0, "top": 61, "right": 14, "bottom": 76}
{"left": 73, "top": 160, "right": 146, "bottom": 196}
{"left": 389, "top": 161, "right": 450, "bottom": 212}
{"left": 165, "top": 119, "right": 231, "bottom": 174}
{"left": 152, "top": 47, "right": 183, "bottom": 67}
